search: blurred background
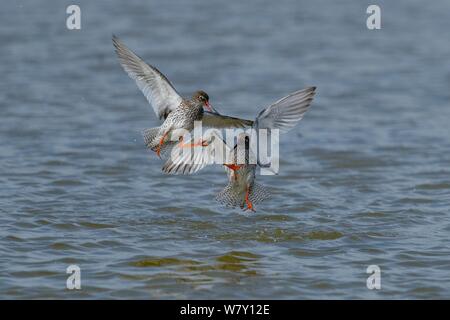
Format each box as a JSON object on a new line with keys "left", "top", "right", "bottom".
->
{"left": 1, "top": 0, "right": 450, "bottom": 299}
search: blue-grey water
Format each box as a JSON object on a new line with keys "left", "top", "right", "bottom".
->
{"left": 1, "top": 0, "right": 450, "bottom": 299}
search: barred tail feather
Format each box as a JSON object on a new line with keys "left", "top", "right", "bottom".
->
{"left": 142, "top": 127, "right": 177, "bottom": 159}
{"left": 249, "top": 183, "right": 271, "bottom": 204}
{"left": 215, "top": 182, "right": 271, "bottom": 209}
{"left": 215, "top": 184, "right": 245, "bottom": 208}
{"left": 142, "top": 127, "right": 160, "bottom": 148}
{"left": 157, "top": 141, "right": 178, "bottom": 159}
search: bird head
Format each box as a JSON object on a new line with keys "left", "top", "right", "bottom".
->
{"left": 192, "top": 90, "right": 212, "bottom": 111}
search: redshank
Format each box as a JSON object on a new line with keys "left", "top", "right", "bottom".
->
{"left": 216, "top": 133, "right": 271, "bottom": 211}
{"left": 162, "top": 86, "right": 316, "bottom": 210}
{"left": 112, "top": 35, "right": 253, "bottom": 158}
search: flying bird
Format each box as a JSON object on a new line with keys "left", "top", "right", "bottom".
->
{"left": 112, "top": 35, "right": 253, "bottom": 158}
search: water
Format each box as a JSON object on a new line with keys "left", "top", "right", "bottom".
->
{"left": 1, "top": 0, "right": 450, "bottom": 299}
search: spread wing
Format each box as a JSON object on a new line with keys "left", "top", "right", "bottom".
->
{"left": 162, "top": 130, "right": 232, "bottom": 175}
{"left": 254, "top": 87, "right": 316, "bottom": 132}
{"left": 162, "top": 87, "right": 317, "bottom": 175}
{"left": 112, "top": 35, "right": 183, "bottom": 120}
{"left": 202, "top": 111, "right": 253, "bottom": 128}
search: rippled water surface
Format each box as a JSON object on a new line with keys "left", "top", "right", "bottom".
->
{"left": 1, "top": 0, "right": 450, "bottom": 299}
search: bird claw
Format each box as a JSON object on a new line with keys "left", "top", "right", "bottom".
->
{"left": 155, "top": 132, "right": 168, "bottom": 159}
{"left": 243, "top": 205, "right": 255, "bottom": 212}
{"left": 224, "top": 164, "right": 241, "bottom": 171}
{"left": 224, "top": 164, "right": 241, "bottom": 181}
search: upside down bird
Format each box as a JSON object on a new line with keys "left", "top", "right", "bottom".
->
{"left": 162, "top": 87, "right": 317, "bottom": 210}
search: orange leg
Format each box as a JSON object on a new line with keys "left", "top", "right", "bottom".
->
{"left": 178, "top": 136, "right": 209, "bottom": 148}
{"left": 224, "top": 164, "right": 242, "bottom": 181}
{"left": 156, "top": 131, "right": 169, "bottom": 158}
{"left": 244, "top": 185, "right": 255, "bottom": 212}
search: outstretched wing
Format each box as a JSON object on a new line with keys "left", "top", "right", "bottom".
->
{"left": 202, "top": 111, "right": 253, "bottom": 128}
{"left": 113, "top": 35, "right": 183, "bottom": 120}
{"left": 162, "top": 130, "right": 232, "bottom": 175}
{"left": 163, "top": 87, "right": 316, "bottom": 174}
{"left": 254, "top": 87, "right": 316, "bottom": 132}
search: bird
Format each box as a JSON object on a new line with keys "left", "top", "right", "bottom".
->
{"left": 216, "top": 133, "right": 271, "bottom": 211}
{"left": 112, "top": 35, "right": 253, "bottom": 158}
{"left": 162, "top": 86, "right": 316, "bottom": 210}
